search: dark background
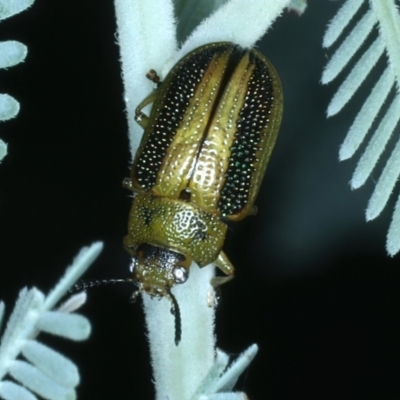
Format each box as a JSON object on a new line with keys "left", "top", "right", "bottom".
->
{"left": 0, "top": 1, "right": 399, "bottom": 399}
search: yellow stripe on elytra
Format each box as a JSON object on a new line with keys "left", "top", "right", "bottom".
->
{"left": 153, "top": 50, "right": 232, "bottom": 199}
{"left": 189, "top": 53, "right": 255, "bottom": 212}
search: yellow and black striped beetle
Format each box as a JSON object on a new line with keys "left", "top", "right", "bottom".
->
{"left": 124, "top": 42, "right": 283, "bottom": 301}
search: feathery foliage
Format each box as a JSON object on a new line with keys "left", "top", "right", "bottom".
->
{"left": 322, "top": 0, "right": 400, "bottom": 255}
{"left": 0, "top": 0, "right": 35, "bottom": 161}
{"left": 0, "top": 243, "right": 102, "bottom": 400}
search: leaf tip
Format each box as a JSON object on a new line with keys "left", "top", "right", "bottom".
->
{"left": 339, "top": 145, "right": 353, "bottom": 161}
{"left": 365, "top": 200, "right": 381, "bottom": 222}
{"left": 350, "top": 171, "right": 365, "bottom": 189}
{"left": 0, "top": 140, "right": 7, "bottom": 161}
{"left": 386, "top": 240, "right": 399, "bottom": 257}
{"left": 0, "top": 94, "right": 20, "bottom": 120}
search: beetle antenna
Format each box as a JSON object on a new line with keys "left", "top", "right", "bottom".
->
{"left": 70, "top": 278, "right": 134, "bottom": 294}
{"left": 167, "top": 289, "right": 182, "bottom": 346}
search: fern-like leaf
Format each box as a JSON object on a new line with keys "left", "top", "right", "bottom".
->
{"left": 322, "top": 0, "right": 400, "bottom": 256}
{"left": 0, "top": 243, "right": 102, "bottom": 400}
{"left": 0, "top": 0, "right": 35, "bottom": 161}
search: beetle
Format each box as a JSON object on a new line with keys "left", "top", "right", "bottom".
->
{"left": 124, "top": 42, "right": 283, "bottom": 302}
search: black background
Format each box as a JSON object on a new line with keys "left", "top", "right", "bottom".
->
{"left": 0, "top": 1, "right": 399, "bottom": 399}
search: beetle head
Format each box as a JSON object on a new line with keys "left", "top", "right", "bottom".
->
{"left": 129, "top": 243, "right": 191, "bottom": 297}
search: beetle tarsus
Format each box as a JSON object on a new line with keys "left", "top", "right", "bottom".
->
{"left": 146, "top": 69, "right": 160, "bottom": 84}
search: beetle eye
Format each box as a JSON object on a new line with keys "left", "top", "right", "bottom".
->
{"left": 173, "top": 267, "right": 188, "bottom": 284}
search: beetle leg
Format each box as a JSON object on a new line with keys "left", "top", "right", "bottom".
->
{"left": 135, "top": 90, "right": 159, "bottom": 129}
{"left": 122, "top": 178, "right": 143, "bottom": 195}
{"left": 249, "top": 205, "right": 258, "bottom": 216}
{"left": 215, "top": 251, "right": 235, "bottom": 275}
{"left": 211, "top": 275, "right": 234, "bottom": 289}
{"left": 211, "top": 251, "right": 235, "bottom": 288}
{"left": 123, "top": 234, "right": 135, "bottom": 254}
{"left": 122, "top": 177, "right": 134, "bottom": 191}
{"left": 146, "top": 69, "right": 160, "bottom": 84}
{"left": 135, "top": 111, "right": 148, "bottom": 129}
{"left": 122, "top": 178, "right": 142, "bottom": 192}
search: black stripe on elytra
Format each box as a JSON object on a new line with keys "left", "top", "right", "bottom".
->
{"left": 134, "top": 43, "right": 233, "bottom": 190}
{"left": 218, "top": 50, "right": 275, "bottom": 217}
{"left": 185, "top": 45, "right": 247, "bottom": 190}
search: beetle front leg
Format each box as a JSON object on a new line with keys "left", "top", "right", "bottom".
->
{"left": 211, "top": 251, "right": 235, "bottom": 288}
